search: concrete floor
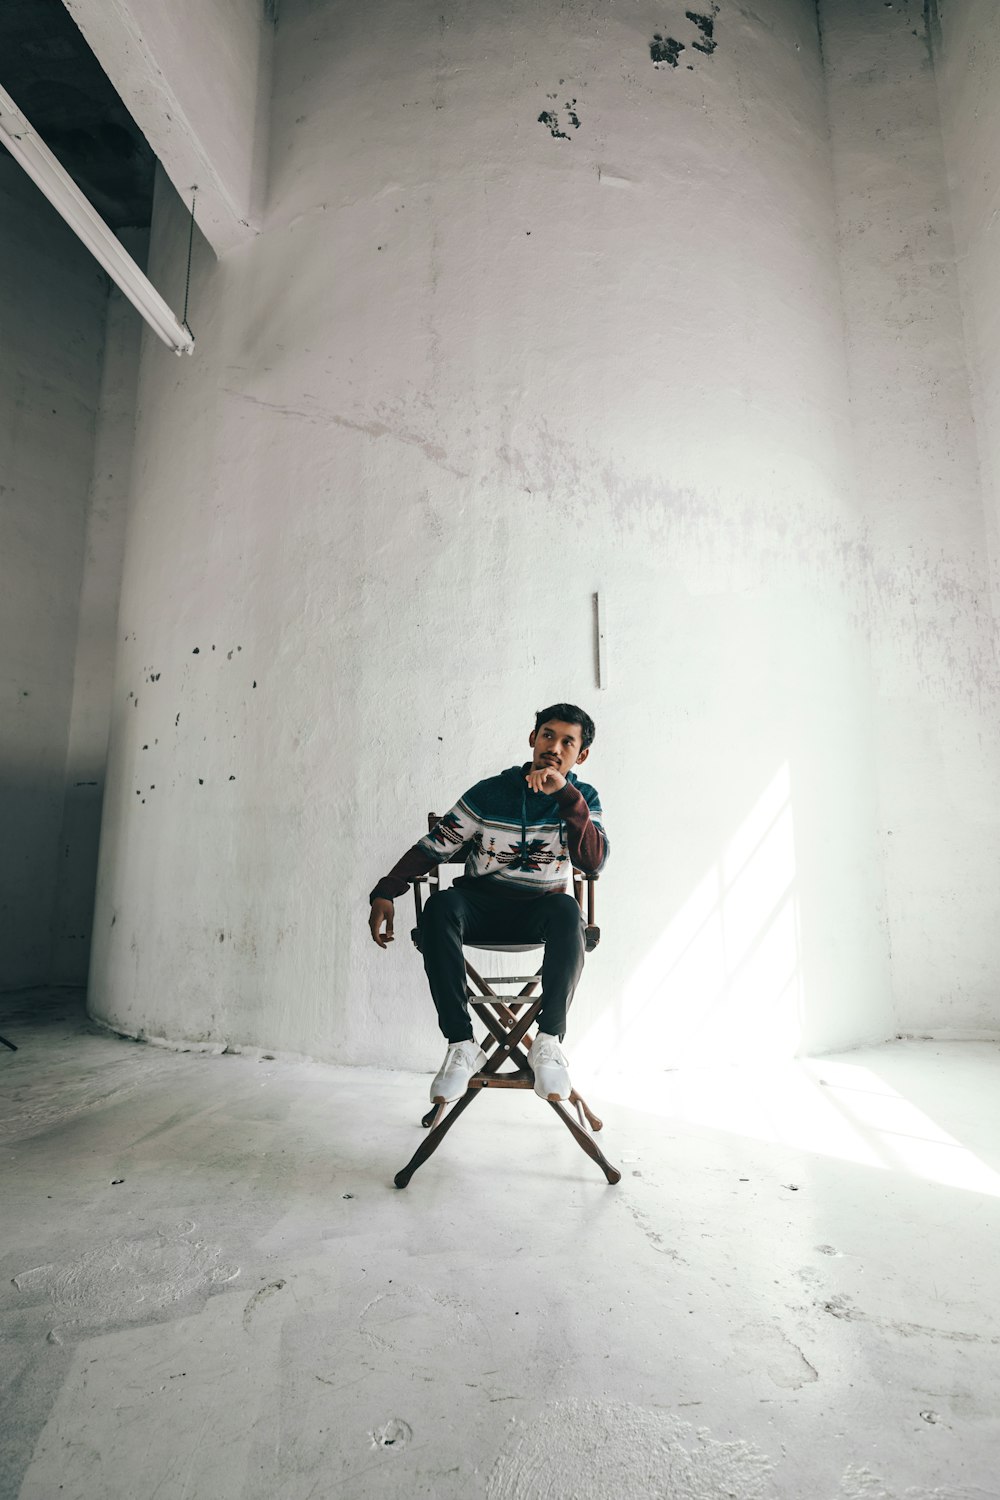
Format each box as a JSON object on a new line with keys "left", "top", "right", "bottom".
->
{"left": 1, "top": 991, "right": 998, "bottom": 1500}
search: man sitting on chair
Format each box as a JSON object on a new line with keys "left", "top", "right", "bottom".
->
{"left": 368, "top": 703, "right": 609, "bottom": 1106}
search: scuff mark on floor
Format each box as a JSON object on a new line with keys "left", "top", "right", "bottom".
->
{"left": 624, "top": 1200, "right": 687, "bottom": 1262}
{"left": 818, "top": 1295, "right": 1000, "bottom": 1345}
{"left": 243, "top": 1278, "right": 286, "bottom": 1330}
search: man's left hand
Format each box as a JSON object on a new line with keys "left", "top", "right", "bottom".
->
{"left": 525, "top": 765, "right": 566, "bottom": 795}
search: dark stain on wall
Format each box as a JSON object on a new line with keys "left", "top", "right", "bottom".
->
{"left": 537, "top": 94, "right": 581, "bottom": 140}
{"left": 650, "top": 34, "right": 685, "bottom": 68}
{"left": 537, "top": 110, "right": 568, "bottom": 139}
{"left": 687, "top": 10, "right": 718, "bottom": 55}
{"left": 651, "top": 6, "right": 719, "bottom": 69}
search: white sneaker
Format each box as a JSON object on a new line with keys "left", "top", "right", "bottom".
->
{"left": 529, "top": 1033, "right": 572, "bottom": 1101}
{"left": 430, "top": 1039, "right": 486, "bottom": 1103}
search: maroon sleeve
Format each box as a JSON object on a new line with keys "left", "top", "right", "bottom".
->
{"left": 554, "top": 782, "right": 607, "bottom": 873}
{"left": 369, "top": 843, "right": 438, "bottom": 904}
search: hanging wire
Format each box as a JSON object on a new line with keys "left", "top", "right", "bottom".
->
{"left": 181, "top": 187, "right": 197, "bottom": 340}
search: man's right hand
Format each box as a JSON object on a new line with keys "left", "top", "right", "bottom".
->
{"left": 369, "top": 898, "right": 395, "bottom": 948}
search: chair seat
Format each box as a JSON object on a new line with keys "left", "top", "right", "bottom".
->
{"left": 465, "top": 942, "right": 542, "bottom": 952}
{"left": 412, "top": 928, "right": 600, "bottom": 954}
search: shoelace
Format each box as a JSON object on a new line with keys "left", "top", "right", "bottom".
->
{"left": 533, "top": 1039, "right": 565, "bottom": 1064}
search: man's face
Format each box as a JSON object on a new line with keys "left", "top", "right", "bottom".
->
{"left": 528, "top": 719, "right": 589, "bottom": 775}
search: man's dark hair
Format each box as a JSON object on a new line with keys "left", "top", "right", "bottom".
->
{"left": 534, "top": 703, "right": 596, "bottom": 750}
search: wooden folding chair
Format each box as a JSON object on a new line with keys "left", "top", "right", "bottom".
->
{"left": 393, "top": 814, "right": 621, "bottom": 1188}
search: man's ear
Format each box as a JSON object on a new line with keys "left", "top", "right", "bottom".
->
{"left": 576, "top": 745, "right": 590, "bottom": 765}
{"left": 528, "top": 729, "right": 537, "bottom": 749}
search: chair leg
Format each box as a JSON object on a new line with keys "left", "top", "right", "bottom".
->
{"left": 569, "top": 1089, "right": 603, "bottom": 1132}
{"left": 395, "top": 1088, "right": 483, "bottom": 1188}
{"left": 548, "top": 1099, "right": 621, "bottom": 1185}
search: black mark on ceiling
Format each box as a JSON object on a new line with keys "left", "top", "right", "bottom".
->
{"left": 176, "top": 713, "right": 181, "bottom": 726}
{"left": 74, "top": 780, "right": 98, "bottom": 786}
{"left": 192, "top": 647, "right": 200, "bottom": 654}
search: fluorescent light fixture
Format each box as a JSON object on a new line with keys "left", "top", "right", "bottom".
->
{"left": 0, "top": 83, "right": 194, "bottom": 355}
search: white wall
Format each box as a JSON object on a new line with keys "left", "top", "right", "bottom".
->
{"left": 933, "top": 0, "right": 1000, "bottom": 633}
{"left": 820, "top": 0, "right": 1000, "bottom": 1037}
{"left": 0, "top": 161, "right": 108, "bottom": 988}
{"left": 89, "top": 0, "right": 902, "bottom": 1071}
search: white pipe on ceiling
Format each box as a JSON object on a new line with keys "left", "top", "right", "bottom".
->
{"left": 0, "top": 82, "right": 194, "bottom": 355}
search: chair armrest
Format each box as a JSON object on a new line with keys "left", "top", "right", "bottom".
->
{"left": 572, "top": 869, "right": 599, "bottom": 924}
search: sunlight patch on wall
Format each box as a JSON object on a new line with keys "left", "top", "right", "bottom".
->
{"left": 577, "top": 763, "right": 803, "bottom": 1075}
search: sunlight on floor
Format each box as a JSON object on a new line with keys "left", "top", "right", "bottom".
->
{"left": 594, "top": 1055, "right": 1000, "bottom": 1198}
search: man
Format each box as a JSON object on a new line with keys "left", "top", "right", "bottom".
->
{"left": 368, "top": 703, "right": 609, "bottom": 1106}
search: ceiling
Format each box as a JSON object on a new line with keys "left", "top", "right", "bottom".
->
{"left": 0, "top": 0, "right": 154, "bottom": 228}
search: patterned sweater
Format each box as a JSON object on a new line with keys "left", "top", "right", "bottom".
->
{"left": 370, "top": 763, "right": 608, "bottom": 903}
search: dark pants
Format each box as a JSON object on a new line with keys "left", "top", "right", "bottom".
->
{"left": 419, "top": 884, "right": 586, "bottom": 1044}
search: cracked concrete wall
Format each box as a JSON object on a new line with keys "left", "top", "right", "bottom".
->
{"left": 0, "top": 161, "right": 108, "bottom": 988}
{"left": 819, "top": 0, "right": 1000, "bottom": 1036}
{"left": 89, "top": 0, "right": 903, "bottom": 1068}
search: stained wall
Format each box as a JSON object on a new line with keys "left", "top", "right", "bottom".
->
{"left": 89, "top": 0, "right": 905, "bottom": 1069}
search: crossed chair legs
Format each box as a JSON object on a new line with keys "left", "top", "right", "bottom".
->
{"left": 393, "top": 997, "right": 621, "bottom": 1188}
